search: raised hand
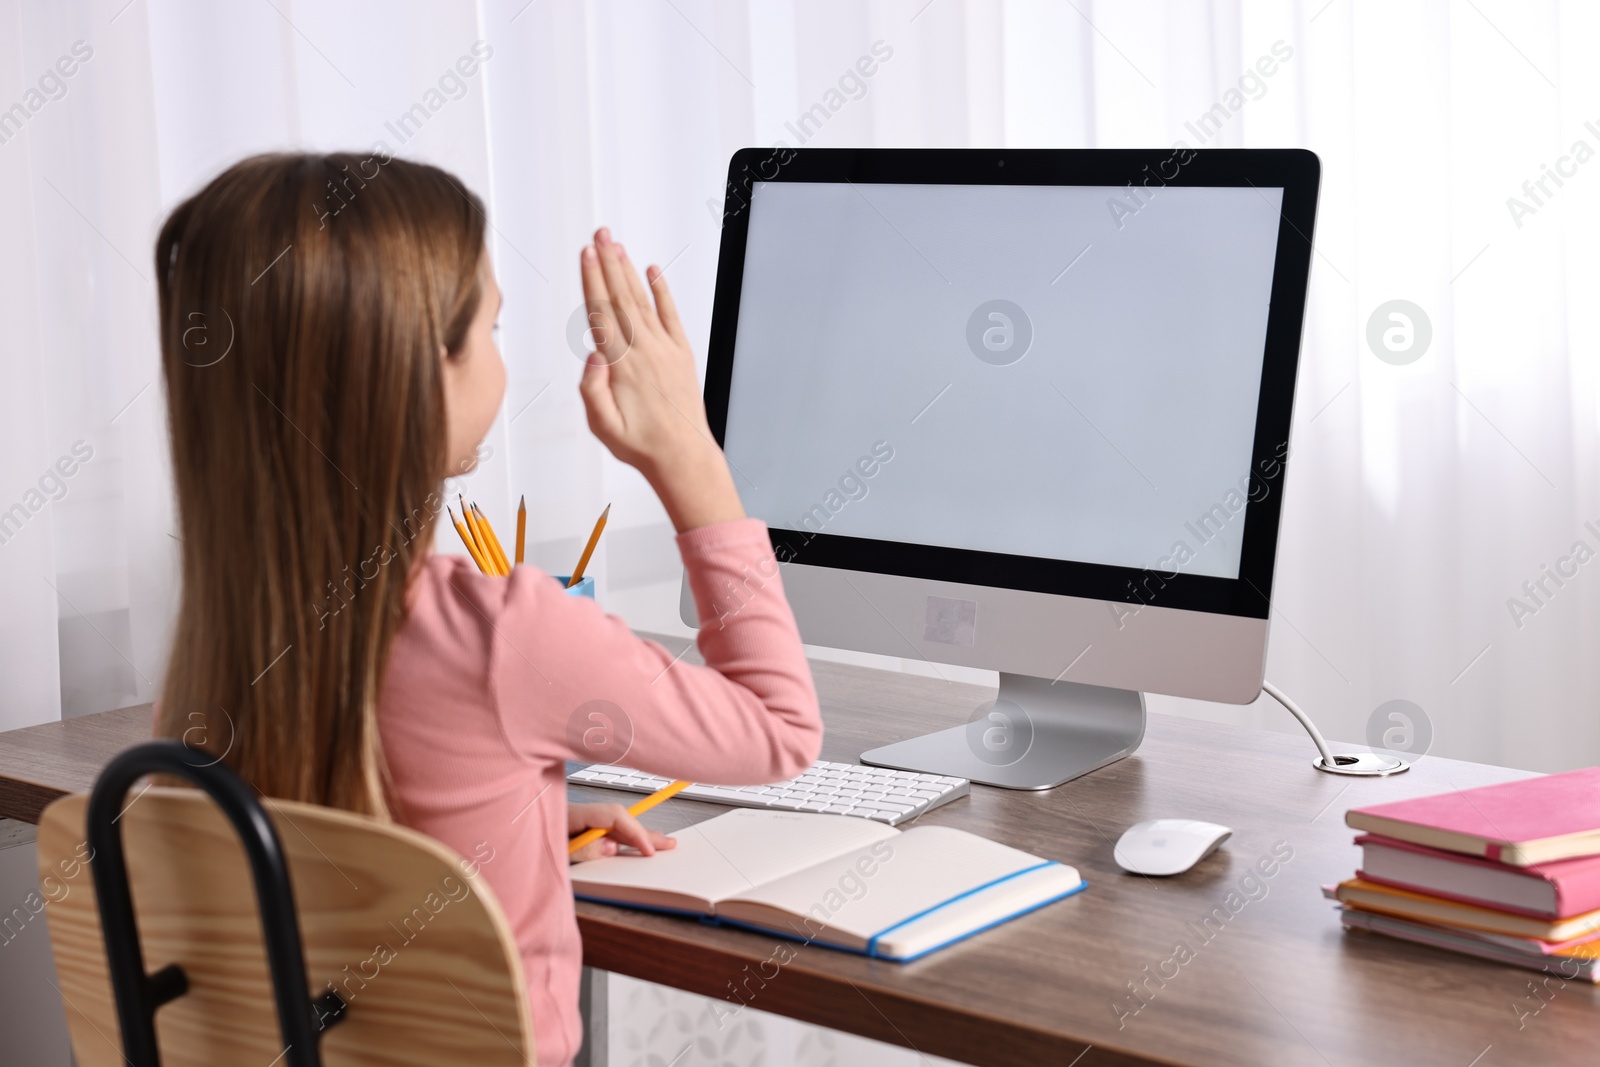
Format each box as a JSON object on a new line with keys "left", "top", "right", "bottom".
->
{"left": 576, "top": 227, "right": 744, "bottom": 533}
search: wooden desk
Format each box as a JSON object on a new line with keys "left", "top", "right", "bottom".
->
{"left": 0, "top": 702, "right": 151, "bottom": 824}
{"left": 2, "top": 639, "right": 1593, "bottom": 1066}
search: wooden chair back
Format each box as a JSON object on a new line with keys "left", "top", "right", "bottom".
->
{"left": 37, "top": 771, "right": 533, "bottom": 1065}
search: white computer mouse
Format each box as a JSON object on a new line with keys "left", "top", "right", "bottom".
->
{"left": 1114, "top": 819, "right": 1232, "bottom": 876}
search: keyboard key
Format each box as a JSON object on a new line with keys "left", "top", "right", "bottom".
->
{"left": 855, "top": 799, "right": 912, "bottom": 813}
{"left": 692, "top": 787, "right": 758, "bottom": 803}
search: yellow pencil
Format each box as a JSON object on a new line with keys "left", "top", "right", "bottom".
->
{"left": 474, "top": 503, "right": 512, "bottom": 576}
{"left": 515, "top": 495, "right": 527, "bottom": 566}
{"left": 568, "top": 503, "right": 610, "bottom": 588}
{"left": 568, "top": 778, "right": 691, "bottom": 854}
{"left": 449, "top": 507, "right": 492, "bottom": 574}
{"left": 470, "top": 508, "right": 508, "bottom": 579}
{"left": 459, "top": 495, "right": 499, "bottom": 575}
{"left": 458, "top": 494, "right": 486, "bottom": 554}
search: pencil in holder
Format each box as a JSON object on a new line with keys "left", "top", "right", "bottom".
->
{"left": 557, "top": 575, "right": 595, "bottom": 599}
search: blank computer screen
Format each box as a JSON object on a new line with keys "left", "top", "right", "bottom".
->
{"left": 721, "top": 181, "right": 1284, "bottom": 581}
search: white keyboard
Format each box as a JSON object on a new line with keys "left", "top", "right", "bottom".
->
{"left": 567, "top": 760, "right": 970, "bottom": 826}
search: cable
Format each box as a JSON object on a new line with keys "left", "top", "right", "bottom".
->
{"left": 1262, "top": 679, "right": 1338, "bottom": 768}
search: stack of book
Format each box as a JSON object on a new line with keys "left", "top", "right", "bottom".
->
{"left": 1328, "top": 767, "right": 1600, "bottom": 979}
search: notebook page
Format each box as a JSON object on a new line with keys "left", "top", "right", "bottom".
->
{"left": 571, "top": 809, "right": 899, "bottom": 908}
{"left": 718, "top": 824, "right": 1074, "bottom": 944}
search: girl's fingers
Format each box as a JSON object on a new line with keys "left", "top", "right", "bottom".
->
{"left": 616, "top": 245, "right": 661, "bottom": 334}
{"left": 569, "top": 838, "right": 609, "bottom": 862}
{"left": 579, "top": 244, "right": 609, "bottom": 313}
{"left": 568, "top": 827, "right": 676, "bottom": 862}
{"left": 596, "top": 242, "right": 646, "bottom": 346}
{"left": 600, "top": 809, "right": 659, "bottom": 856}
{"left": 567, "top": 802, "right": 631, "bottom": 862}
{"left": 580, "top": 245, "right": 632, "bottom": 366}
{"left": 579, "top": 245, "right": 617, "bottom": 352}
{"left": 570, "top": 803, "right": 660, "bottom": 856}
{"left": 647, "top": 265, "right": 689, "bottom": 346}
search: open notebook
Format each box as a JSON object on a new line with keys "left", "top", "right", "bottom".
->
{"left": 570, "top": 808, "right": 1085, "bottom": 961}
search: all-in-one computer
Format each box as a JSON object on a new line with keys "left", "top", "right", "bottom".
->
{"left": 682, "top": 147, "right": 1326, "bottom": 789}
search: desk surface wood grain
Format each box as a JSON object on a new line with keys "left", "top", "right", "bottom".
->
{"left": 1, "top": 636, "right": 1589, "bottom": 1067}
{"left": 0, "top": 702, "right": 152, "bottom": 823}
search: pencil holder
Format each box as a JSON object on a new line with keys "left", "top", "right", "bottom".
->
{"left": 557, "top": 575, "right": 595, "bottom": 599}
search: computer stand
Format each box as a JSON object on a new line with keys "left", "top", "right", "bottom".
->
{"left": 860, "top": 674, "right": 1146, "bottom": 790}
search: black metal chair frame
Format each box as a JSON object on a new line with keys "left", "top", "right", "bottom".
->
{"left": 85, "top": 740, "right": 347, "bottom": 1067}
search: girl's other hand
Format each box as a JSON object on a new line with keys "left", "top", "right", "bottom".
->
{"left": 577, "top": 228, "right": 745, "bottom": 533}
{"left": 567, "top": 802, "right": 678, "bottom": 862}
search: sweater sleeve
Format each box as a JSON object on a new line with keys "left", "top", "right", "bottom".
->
{"left": 483, "top": 518, "right": 822, "bottom": 784}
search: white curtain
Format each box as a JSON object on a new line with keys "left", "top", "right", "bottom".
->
{"left": 3, "top": 0, "right": 1597, "bottom": 778}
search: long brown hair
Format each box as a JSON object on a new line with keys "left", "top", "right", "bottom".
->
{"left": 155, "top": 152, "right": 486, "bottom": 817}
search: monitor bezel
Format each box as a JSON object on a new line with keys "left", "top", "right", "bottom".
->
{"left": 702, "top": 147, "right": 1320, "bottom": 621}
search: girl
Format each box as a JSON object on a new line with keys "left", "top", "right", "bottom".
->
{"left": 154, "top": 153, "right": 821, "bottom": 1066}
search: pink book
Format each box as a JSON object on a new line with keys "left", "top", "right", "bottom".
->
{"left": 1356, "top": 834, "right": 1600, "bottom": 919}
{"left": 1345, "top": 767, "right": 1600, "bottom": 867}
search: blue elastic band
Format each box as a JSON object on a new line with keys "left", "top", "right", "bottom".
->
{"left": 864, "top": 860, "right": 1059, "bottom": 957}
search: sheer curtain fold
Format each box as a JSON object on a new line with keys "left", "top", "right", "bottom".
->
{"left": 1, "top": 0, "right": 1595, "bottom": 772}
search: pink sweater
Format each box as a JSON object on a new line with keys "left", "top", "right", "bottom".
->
{"left": 378, "top": 518, "right": 821, "bottom": 1066}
